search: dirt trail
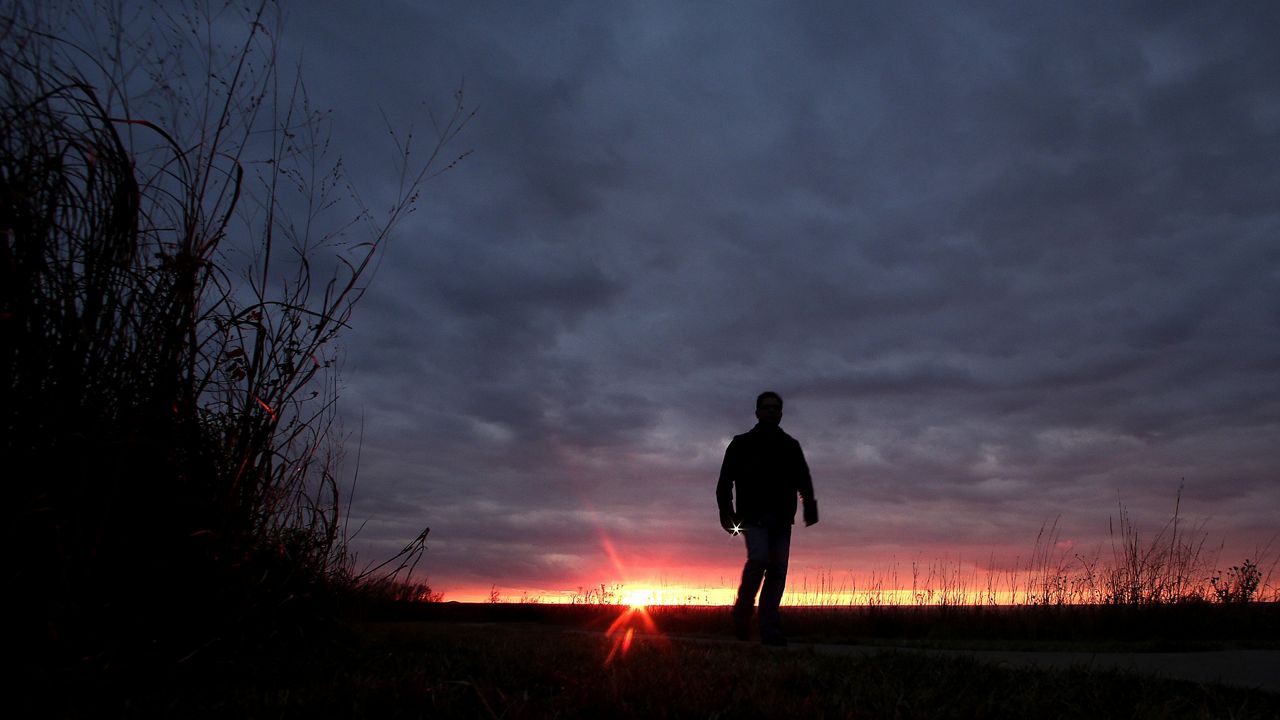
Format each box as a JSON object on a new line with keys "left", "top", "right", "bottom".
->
{"left": 798, "top": 642, "right": 1280, "bottom": 694}
{"left": 417, "top": 621, "right": 1280, "bottom": 694}
{"left": 647, "top": 632, "right": 1279, "bottom": 694}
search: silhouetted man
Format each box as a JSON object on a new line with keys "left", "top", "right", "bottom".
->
{"left": 716, "top": 391, "right": 818, "bottom": 646}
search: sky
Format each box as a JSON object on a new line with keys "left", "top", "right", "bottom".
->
{"left": 160, "top": 1, "right": 1280, "bottom": 602}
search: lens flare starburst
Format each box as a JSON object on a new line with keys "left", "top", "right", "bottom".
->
{"left": 604, "top": 603, "right": 659, "bottom": 666}
{"left": 587, "top": 510, "right": 670, "bottom": 665}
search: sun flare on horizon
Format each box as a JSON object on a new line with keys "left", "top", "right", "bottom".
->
{"left": 621, "top": 587, "right": 654, "bottom": 609}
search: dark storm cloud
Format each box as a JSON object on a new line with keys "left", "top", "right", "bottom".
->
{"left": 274, "top": 0, "right": 1280, "bottom": 592}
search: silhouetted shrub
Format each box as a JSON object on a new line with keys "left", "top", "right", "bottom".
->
{"left": 2, "top": 0, "right": 466, "bottom": 678}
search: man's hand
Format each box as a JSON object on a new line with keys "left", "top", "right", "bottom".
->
{"left": 803, "top": 498, "right": 819, "bottom": 527}
{"left": 720, "top": 510, "right": 741, "bottom": 535}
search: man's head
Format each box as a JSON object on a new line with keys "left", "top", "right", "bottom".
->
{"left": 755, "top": 391, "right": 783, "bottom": 426}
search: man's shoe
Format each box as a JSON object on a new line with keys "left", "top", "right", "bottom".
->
{"left": 733, "top": 618, "right": 750, "bottom": 641}
{"left": 761, "top": 633, "right": 788, "bottom": 647}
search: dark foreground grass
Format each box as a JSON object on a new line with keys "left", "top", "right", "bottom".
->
{"left": 45, "top": 619, "right": 1280, "bottom": 719}
{"left": 375, "top": 600, "right": 1280, "bottom": 651}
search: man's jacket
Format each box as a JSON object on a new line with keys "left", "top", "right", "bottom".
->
{"left": 716, "top": 423, "right": 815, "bottom": 526}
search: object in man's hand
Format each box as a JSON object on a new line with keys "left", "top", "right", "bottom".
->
{"left": 803, "top": 498, "right": 819, "bottom": 526}
{"left": 720, "top": 510, "right": 741, "bottom": 534}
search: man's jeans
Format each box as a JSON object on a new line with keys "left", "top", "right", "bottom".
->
{"left": 733, "top": 523, "right": 791, "bottom": 638}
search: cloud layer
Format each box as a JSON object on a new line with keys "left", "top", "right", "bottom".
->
{"left": 280, "top": 1, "right": 1280, "bottom": 598}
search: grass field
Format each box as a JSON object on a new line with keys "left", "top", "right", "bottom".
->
{"left": 37, "top": 602, "right": 1280, "bottom": 718}
{"left": 371, "top": 600, "right": 1277, "bottom": 647}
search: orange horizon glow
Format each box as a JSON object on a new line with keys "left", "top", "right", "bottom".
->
{"left": 430, "top": 581, "right": 1048, "bottom": 607}
{"left": 425, "top": 501, "right": 1274, "bottom": 608}
{"left": 424, "top": 550, "right": 1252, "bottom": 606}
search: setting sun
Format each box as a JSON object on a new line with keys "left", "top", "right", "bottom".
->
{"left": 621, "top": 587, "right": 653, "bottom": 608}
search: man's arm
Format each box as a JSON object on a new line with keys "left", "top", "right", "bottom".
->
{"left": 716, "top": 440, "right": 739, "bottom": 532}
{"left": 796, "top": 441, "right": 819, "bottom": 526}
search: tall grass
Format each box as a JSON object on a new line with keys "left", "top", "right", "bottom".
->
{"left": 537, "top": 493, "right": 1275, "bottom": 611}
{"left": 3, "top": 0, "right": 467, "bottom": 673}
{"left": 780, "top": 489, "right": 1275, "bottom": 608}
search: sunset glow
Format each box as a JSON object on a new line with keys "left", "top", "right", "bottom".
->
{"left": 434, "top": 547, "right": 1259, "bottom": 608}
{"left": 441, "top": 580, "right": 1103, "bottom": 608}
{"left": 621, "top": 587, "right": 656, "bottom": 609}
